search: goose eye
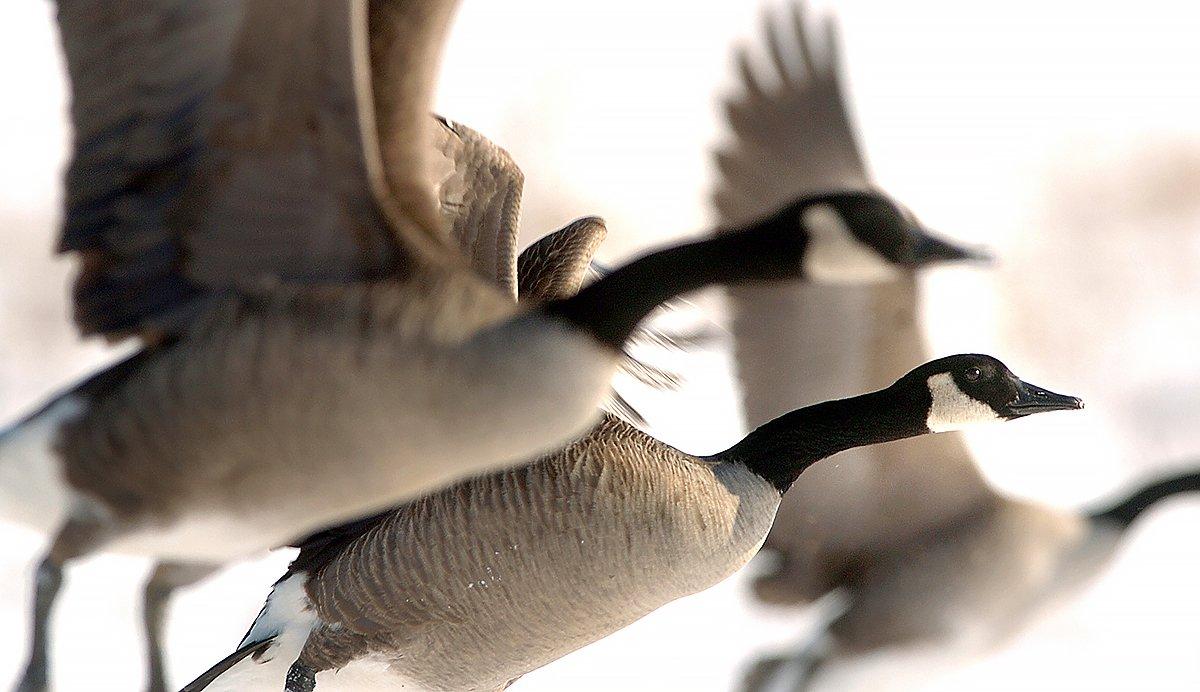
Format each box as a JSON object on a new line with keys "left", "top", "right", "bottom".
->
{"left": 964, "top": 367, "right": 982, "bottom": 382}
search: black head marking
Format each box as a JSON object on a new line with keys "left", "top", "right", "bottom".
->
{"left": 809, "top": 192, "right": 987, "bottom": 268}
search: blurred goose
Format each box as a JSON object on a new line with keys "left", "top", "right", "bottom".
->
{"left": 714, "top": 0, "right": 987, "bottom": 432}
{"left": 741, "top": 469, "right": 1200, "bottom": 692}
{"left": 132, "top": 212, "right": 610, "bottom": 691}
{"left": 0, "top": 1, "right": 978, "bottom": 689}
{"left": 713, "top": 0, "right": 992, "bottom": 612}
{"left": 715, "top": 0, "right": 992, "bottom": 604}
{"left": 712, "top": 5, "right": 1192, "bottom": 689}
{"left": 181, "top": 227, "right": 1080, "bottom": 690}
{"left": 712, "top": 10, "right": 998, "bottom": 638}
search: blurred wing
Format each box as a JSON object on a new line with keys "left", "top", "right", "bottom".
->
{"left": 713, "top": 3, "right": 870, "bottom": 227}
{"left": 515, "top": 216, "right": 607, "bottom": 303}
{"left": 432, "top": 116, "right": 526, "bottom": 297}
{"left": 57, "top": 0, "right": 459, "bottom": 341}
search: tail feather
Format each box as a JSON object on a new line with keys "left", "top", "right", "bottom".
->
{"left": 182, "top": 572, "right": 318, "bottom": 690}
{"left": 597, "top": 261, "right": 723, "bottom": 428}
{"left": 605, "top": 390, "right": 649, "bottom": 427}
{"left": 179, "top": 637, "right": 276, "bottom": 692}
{"left": 1088, "top": 468, "right": 1200, "bottom": 527}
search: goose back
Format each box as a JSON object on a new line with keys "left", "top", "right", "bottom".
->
{"left": 289, "top": 415, "right": 778, "bottom": 689}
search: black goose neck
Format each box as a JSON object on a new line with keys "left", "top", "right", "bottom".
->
{"left": 543, "top": 206, "right": 810, "bottom": 350}
{"left": 713, "top": 385, "right": 928, "bottom": 494}
{"left": 1088, "top": 470, "right": 1200, "bottom": 528}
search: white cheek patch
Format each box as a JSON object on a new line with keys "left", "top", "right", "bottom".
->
{"left": 925, "top": 373, "right": 1002, "bottom": 432}
{"left": 801, "top": 204, "right": 901, "bottom": 284}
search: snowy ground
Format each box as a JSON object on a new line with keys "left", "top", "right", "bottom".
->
{"left": 2, "top": 1, "right": 1200, "bottom": 689}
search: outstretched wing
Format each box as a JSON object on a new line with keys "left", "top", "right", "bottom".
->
{"left": 56, "top": 0, "right": 461, "bottom": 341}
{"left": 712, "top": 2, "right": 871, "bottom": 227}
{"left": 432, "top": 115, "right": 526, "bottom": 297}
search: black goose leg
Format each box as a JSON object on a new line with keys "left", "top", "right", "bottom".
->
{"left": 285, "top": 662, "right": 317, "bottom": 692}
{"left": 740, "top": 648, "right": 829, "bottom": 692}
{"left": 14, "top": 556, "right": 63, "bottom": 692}
{"left": 15, "top": 514, "right": 110, "bottom": 692}
{"left": 142, "top": 561, "right": 218, "bottom": 692}
{"left": 740, "top": 630, "right": 833, "bottom": 692}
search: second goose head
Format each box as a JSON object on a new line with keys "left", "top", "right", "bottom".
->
{"left": 781, "top": 191, "right": 990, "bottom": 283}
{"left": 545, "top": 190, "right": 984, "bottom": 351}
{"left": 722, "top": 354, "right": 1083, "bottom": 493}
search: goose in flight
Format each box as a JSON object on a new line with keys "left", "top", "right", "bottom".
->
{"left": 180, "top": 226, "right": 1079, "bottom": 691}
{"left": 714, "top": 0, "right": 988, "bottom": 435}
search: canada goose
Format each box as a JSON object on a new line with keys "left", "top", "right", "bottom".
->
{"left": 181, "top": 347, "right": 1079, "bottom": 691}
{"left": 740, "top": 469, "right": 1200, "bottom": 692}
{"left": 713, "top": 0, "right": 993, "bottom": 622}
{"left": 712, "top": 9, "right": 999, "bottom": 628}
{"left": 715, "top": 0, "right": 987, "bottom": 426}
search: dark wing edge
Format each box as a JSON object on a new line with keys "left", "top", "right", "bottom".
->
{"left": 55, "top": 0, "right": 238, "bottom": 339}
{"left": 178, "top": 636, "right": 276, "bottom": 692}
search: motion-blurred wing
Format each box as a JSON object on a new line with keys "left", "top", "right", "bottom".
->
{"left": 432, "top": 115, "right": 526, "bottom": 297}
{"left": 713, "top": 2, "right": 870, "bottom": 227}
{"left": 56, "top": 0, "right": 459, "bottom": 341}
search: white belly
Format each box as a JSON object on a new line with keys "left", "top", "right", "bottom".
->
{"left": 0, "top": 396, "right": 78, "bottom": 533}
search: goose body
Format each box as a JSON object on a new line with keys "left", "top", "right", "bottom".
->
{"left": 186, "top": 352, "right": 1081, "bottom": 691}
{"left": 743, "top": 472, "right": 1200, "bottom": 692}
{"left": 748, "top": 276, "right": 994, "bottom": 608}
{"left": 31, "top": 276, "right": 614, "bottom": 561}
{"left": 195, "top": 414, "right": 779, "bottom": 691}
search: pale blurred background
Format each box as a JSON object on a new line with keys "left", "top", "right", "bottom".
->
{"left": 2, "top": 0, "right": 1199, "bottom": 689}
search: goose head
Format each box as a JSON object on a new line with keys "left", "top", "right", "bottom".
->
{"left": 895, "top": 353, "right": 1085, "bottom": 433}
{"left": 717, "top": 353, "right": 1082, "bottom": 494}
{"left": 779, "top": 191, "right": 990, "bottom": 283}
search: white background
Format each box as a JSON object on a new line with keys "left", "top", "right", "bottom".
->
{"left": 1, "top": 0, "right": 1199, "bottom": 689}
